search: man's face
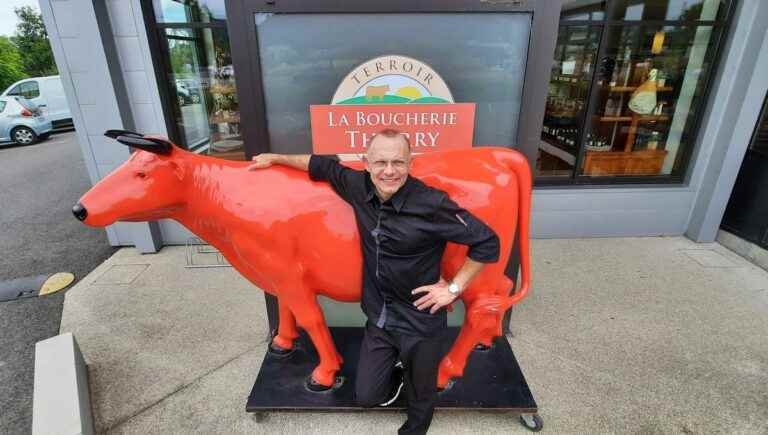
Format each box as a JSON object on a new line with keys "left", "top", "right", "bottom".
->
{"left": 364, "top": 135, "right": 411, "bottom": 200}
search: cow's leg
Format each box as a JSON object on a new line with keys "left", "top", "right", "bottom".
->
{"left": 271, "top": 298, "right": 299, "bottom": 351}
{"left": 288, "top": 293, "right": 343, "bottom": 388}
{"left": 437, "top": 299, "right": 499, "bottom": 388}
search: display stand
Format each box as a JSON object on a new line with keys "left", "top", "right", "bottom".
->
{"left": 247, "top": 236, "right": 542, "bottom": 432}
{"left": 247, "top": 327, "right": 541, "bottom": 431}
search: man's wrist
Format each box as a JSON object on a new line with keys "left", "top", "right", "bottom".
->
{"left": 447, "top": 281, "right": 462, "bottom": 295}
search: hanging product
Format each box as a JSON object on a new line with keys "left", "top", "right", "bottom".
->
{"left": 629, "top": 68, "right": 658, "bottom": 115}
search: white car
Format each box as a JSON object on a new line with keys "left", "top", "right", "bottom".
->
{"left": 1, "top": 76, "right": 72, "bottom": 129}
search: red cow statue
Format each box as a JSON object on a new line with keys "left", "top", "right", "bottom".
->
{"left": 74, "top": 130, "right": 532, "bottom": 389}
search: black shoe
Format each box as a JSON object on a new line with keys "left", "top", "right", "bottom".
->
{"left": 379, "top": 361, "right": 404, "bottom": 406}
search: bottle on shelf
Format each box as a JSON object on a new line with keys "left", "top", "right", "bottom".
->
{"left": 647, "top": 132, "right": 659, "bottom": 150}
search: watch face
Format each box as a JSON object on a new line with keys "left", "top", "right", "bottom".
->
{"left": 449, "top": 283, "right": 460, "bottom": 294}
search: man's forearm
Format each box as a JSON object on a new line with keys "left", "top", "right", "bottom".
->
{"left": 451, "top": 258, "right": 486, "bottom": 292}
{"left": 271, "top": 154, "right": 311, "bottom": 171}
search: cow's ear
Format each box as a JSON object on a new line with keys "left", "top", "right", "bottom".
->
{"left": 170, "top": 161, "right": 185, "bottom": 181}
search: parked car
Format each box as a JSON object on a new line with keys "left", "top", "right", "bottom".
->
{"left": 0, "top": 97, "right": 53, "bottom": 145}
{"left": 1, "top": 76, "right": 72, "bottom": 129}
{"left": 175, "top": 79, "right": 202, "bottom": 106}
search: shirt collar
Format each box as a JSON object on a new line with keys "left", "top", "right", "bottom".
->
{"left": 364, "top": 173, "right": 414, "bottom": 213}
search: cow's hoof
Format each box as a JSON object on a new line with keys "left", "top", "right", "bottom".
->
{"left": 437, "top": 379, "right": 455, "bottom": 394}
{"left": 474, "top": 343, "right": 492, "bottom": 352}
{"left": 305, "top": 375, "right": 344, "bottom": 392}
{"left": 268, "top": 343, "right": 294, "bottom": 357}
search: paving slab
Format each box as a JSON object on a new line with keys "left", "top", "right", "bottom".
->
{"left": 61, "top": 237, "right": 768, "bottom": 434}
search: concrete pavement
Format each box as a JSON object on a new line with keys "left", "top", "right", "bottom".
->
{"left": 59, "top": 236, "right": 768, "bottom": 434}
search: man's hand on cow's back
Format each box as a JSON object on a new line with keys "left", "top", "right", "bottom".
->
{"left": 412, "top": 278, "right": 458, "bottom": 314}
{"left": 247, "top": 153, "right": 278, "bottom": 170}
{"left": 248, "top": 154, "right": 311, "bottom": 171}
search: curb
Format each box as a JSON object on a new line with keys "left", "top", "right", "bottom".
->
{"left": 33, "top": 333, "right": 94, "bottom": 435}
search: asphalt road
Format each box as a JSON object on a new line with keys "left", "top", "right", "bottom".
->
{"left": 0, "top": 131, "right": 118, "bottom": 434}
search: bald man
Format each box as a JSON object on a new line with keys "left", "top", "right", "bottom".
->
{"left": 248, "top": 129, "right": 499, "bottom": 434}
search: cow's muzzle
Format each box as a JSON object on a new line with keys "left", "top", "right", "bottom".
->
{"left": 72, "top": 203, "right": 88, "bottom": 222}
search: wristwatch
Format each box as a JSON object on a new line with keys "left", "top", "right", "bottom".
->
{"left": 448, "top": 281, "right": 461, "bottom": 295}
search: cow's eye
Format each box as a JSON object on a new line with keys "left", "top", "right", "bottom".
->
{"left": 135, "top": 171, "right": 147, "bottom": 179}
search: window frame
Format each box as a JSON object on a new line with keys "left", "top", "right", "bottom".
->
{"left": 535, "top": 0, "right": 738, "bottom": 187}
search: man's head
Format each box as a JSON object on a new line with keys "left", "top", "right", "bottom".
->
{"left": 363, "top": 129, "right": 412, "bottom": 201}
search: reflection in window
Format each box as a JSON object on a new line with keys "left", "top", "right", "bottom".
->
{"left": 609, "top": 0, "right": 727, "bottom": 21}
{"left": 538, "top": 25, "right": 601, "bottom": 177}
{"left": 561, "top": 1, "right": 606, "bottom": 21}
{"left": 161, "top": 27, "right": 243, "bottom": 160}
{"left": 153, "top": 0, "right": 226, "bottom": 23}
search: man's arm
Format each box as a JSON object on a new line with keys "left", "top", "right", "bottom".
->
{"left": 412, "top": 193, "right": 500, "bottom": 314}
{"left": 247, "top": 153, "right": 310, "bottom": 171}
{"left": 250, "top": 153, "right": 360, "bottom": 204}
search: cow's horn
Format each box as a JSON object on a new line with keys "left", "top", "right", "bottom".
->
{"left": 114, "top": 135, "right": 173, "bottom": 155}
{"left": 104, "top": 129, "right": 143, "bottom": 139}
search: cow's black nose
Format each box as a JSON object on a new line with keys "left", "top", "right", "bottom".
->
{"left": 72, "top": 203, "right": 88, "bottom": 221}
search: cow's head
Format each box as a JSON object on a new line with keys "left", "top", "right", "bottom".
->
{"left": 73, "top": 130, "right": 187, "bottom": 227}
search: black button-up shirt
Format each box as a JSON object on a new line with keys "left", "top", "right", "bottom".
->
{"left": 309, "top": 155, "right": 500, "bottom": 337}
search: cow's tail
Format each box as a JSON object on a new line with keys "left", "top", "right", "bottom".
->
{"left": 480, "top": 149, "right": 532, "bottom": 315}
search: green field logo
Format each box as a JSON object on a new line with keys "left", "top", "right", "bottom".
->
{"left": 331, "top": 55, "right": 454, "bottom": 105}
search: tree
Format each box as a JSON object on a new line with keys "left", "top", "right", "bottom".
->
{"left": 11, "top": 6, "right": 58, "bottom": 77}
{"left": 0, "top": 36, "right": 25, "bottom": 92}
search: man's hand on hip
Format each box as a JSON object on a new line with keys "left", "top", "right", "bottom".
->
{"left": 412, "top": 278, "right": 458, "bottom": 314}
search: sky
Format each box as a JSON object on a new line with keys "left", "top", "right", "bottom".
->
{"left": 0, "top": 0, "right": 39, "bottom": 37}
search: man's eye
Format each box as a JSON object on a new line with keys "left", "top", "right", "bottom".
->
{"left": 136, "top": 171, "right": 147, "bottom": 179}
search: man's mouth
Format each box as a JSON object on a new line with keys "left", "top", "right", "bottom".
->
{"left": 380, "top": 178, "right": 401, "bottom": 185}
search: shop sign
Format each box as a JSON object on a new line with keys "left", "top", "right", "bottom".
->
{"left": 310, "top": 55, "right": 475, "bottom": 155}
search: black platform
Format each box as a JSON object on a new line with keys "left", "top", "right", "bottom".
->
{"left": 247, "top": 327, "right": 537, "bottom": 413}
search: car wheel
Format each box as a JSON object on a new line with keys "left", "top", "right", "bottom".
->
{"left": 178, "top": 95, "right": 186, "bottom": 106}
{"left": 12, "top": 126, "right": 38, "bottom": 145}
{"left": 191, "top": 93, "right": 201, "bottom": 104}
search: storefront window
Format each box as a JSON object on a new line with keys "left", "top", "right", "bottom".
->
{"left": 582, "top": 24, "right": 721, "bottom": 176}
{"left": 537, "top": 0, "right": 731, "bottom": 182}
{"left": 149, "top": 1, "right": 244, "bottom": 160}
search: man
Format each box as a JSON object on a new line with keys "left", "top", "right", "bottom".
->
{"left": 248, "top": 129, "right": 499, "bottom": 434}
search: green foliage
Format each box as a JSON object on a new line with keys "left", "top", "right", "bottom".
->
{"left": 0, "top": 36, "right": 25, "bottom": 92}
{"left": 11, "top": 6, "right": 58, "bottom": 78}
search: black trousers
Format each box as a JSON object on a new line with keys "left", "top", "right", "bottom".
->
{"left": 355, "top": 321, "right": 444, "bottom": 435}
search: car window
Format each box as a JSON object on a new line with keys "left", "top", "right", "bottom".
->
{"left": 15, "top": 97, "right": 37, "bottom": 111}
{"left": 20, "top": 81, "right": 40, "bottom": 99}
{"left": 0, "top": 101, "right": 6, "bottom": 113}
{"left": 6, "top": 85, "right": 21, "bottom": 96}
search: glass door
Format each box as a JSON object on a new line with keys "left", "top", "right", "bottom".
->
{"left": 721, "top": 93, "right": 768, "bottom": 249}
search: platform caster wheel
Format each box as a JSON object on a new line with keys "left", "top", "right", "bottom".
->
{"left": 252, "top": 412, "right": 268, "bottom": 423}
{"left": 519, "top": 413, "right": 543, "bottom": 432}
